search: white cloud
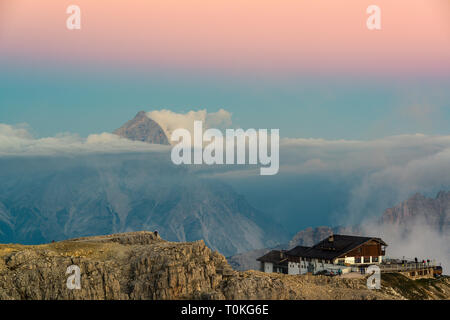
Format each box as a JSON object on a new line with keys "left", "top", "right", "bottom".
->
{"left": 361, "top": 220, "right": 450, "bottom": 272}
{"left": 279, "top": 134, "right": 450, "bottom": 174}
{"left": 146, "top": 109, "right": 232, "bottom": 139}
{"left": 0, "top": 123, "right": 32, "bottom": 139}
{"left": 0, "top": 109, "right": 233, "bottom": 156}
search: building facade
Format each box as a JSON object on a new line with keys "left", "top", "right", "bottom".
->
{"left": 257, "top": 234, "right": 387, "bottom": 275}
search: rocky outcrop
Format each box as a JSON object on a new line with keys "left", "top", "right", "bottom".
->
{"left": 289, "top": 226, "right": 334, "bottom": 248}
{"left": 381, "top": 191, "right": 450, "bottom": 233}
{"left": 0, "top": 231, "right": 228, "bottom": 300}
{"left": 114, "top": 111, "right": 170, "bottom": 145}
{"left": 1, "top": 231, "right": 448, "bottom": 300}
{"left": 288, "top": 225, "right": 359, "bottom": 248}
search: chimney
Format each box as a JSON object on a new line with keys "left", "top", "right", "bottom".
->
{"left": 280, "top": 251, "right": 284, "bottom": 259}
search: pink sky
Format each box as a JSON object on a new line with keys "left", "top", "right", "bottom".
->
{"left": 1, "top": 0, "right": 449, "bottom": 74}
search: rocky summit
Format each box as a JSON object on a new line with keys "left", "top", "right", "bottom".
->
{"left": 0, "top": 231, "right": 449, "bottom": 300}
{"left": 114, "top": 111, "right": 170, "bottom": 145}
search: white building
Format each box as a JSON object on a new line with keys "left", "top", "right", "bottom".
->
{"left": 258, "top": 234, "right": 387, "bottom": 276}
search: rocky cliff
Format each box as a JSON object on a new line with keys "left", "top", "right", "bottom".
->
{"left": 288, "top": 225, "right": 360, "bottom": 248}
{"left": 1, "top": 231, "right": 448, "bottom": 300}
{"left": 287, "top": 192, "right": 450, "bottom": 251}
{"left": 381, "top": 191, "right": 450, "bottom": 233}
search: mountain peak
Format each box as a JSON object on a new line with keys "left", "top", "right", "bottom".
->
{"left": 135, "top": 110, "right": 148, "bottom": 118}
{"left": 114, "top": 111, "right": 170, "bottom": 145}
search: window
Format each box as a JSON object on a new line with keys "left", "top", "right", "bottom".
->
{"left": 372, "top": 256, "right": 379, "bottom": 262}
{"left": 363, "top": 257, "right": 370, "bottom": 263}
{"left": 355, "top": 257, "right": 361, "bottom": 263}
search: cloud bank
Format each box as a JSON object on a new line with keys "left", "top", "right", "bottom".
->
{"left": 361, "top": 219, "right": 450, "bottom": 273}
{"left": 2, "top": 111, "right": 450, "bottom": 224}
{"left": 0, "top": 124, "right": 169, "bottom": 156}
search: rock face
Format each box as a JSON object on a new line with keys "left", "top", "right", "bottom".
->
{"left": 0, "top": 231, "right": 227, "bottom": 300}
{"left": 381, "top": 191, "right": 450, "bottom": 233}
{"left": 2, "top": 231, "right": 448, "bottom": 300}
{"left": 114, "top": 111, "right": 170, "bottom": 145}
{"left": 227, "top": 247, "right": 277, "bottom": 272}
{"left": 289, "top": 226, "right": 334, "bottom": 248}
{"left": 288, "top": 191, "right": 450, "bottom": 250}
{"left": 288, "top": 225, "right": 359, "bottom": 248}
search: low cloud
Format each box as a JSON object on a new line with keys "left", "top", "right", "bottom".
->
{"left": 361, "top": 220, "right": 449, "bottom": 271}
{"left": 0, "top": 123, "right": 32, "bottom": 139}
{"left": 0, "top": 124, "right": 169, "bottom": 156}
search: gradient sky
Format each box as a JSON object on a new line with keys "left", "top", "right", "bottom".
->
{"left": 1, "top": 0, "right": 449, "bottom": 138}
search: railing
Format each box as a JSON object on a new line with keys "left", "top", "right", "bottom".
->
{"left": 349, "top": 262, "right": 440, "bottom": 275}
{"left": 379, "top": 263, "right": 438, "bottom": 273}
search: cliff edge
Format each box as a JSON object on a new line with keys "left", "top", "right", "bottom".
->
{"left": 0, "top": 231, "right": 448, "bottom": 300}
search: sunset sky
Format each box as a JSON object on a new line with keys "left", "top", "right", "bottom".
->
{"left": 1, "top": 0, "right": 449, "bottom": 138}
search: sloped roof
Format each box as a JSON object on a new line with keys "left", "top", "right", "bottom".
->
{"left": 286, "top": 235, "right": 387, "bottom": 261}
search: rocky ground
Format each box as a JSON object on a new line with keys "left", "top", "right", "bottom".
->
{"left": 0, "top": 231, "right": 448, "bottom": 300}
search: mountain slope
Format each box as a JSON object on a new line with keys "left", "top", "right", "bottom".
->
{"left": 0, "top": 154, "right": 286, "bottom": 256}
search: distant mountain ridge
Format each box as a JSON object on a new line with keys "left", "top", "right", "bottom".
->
{"left": 114, "top": 111, "right": 170, "bottom": 145}
{"left": 381, "top": 191, "right": 450, "bottom": 232}
{"left": 289, "top": 226, "right": 342, "bottom": 248}
{"left": 0, "top": 112, "right": 289, "bottom": 256}
{"left": 0, "top": 154, "right": 287, "bottom": 256}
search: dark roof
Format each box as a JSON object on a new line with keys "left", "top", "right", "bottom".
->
{"left": 256, "top": 250, "right": 288, "bottom": 265}
{"left": 286, "top": 235, "right": 387, "bottom": 261}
